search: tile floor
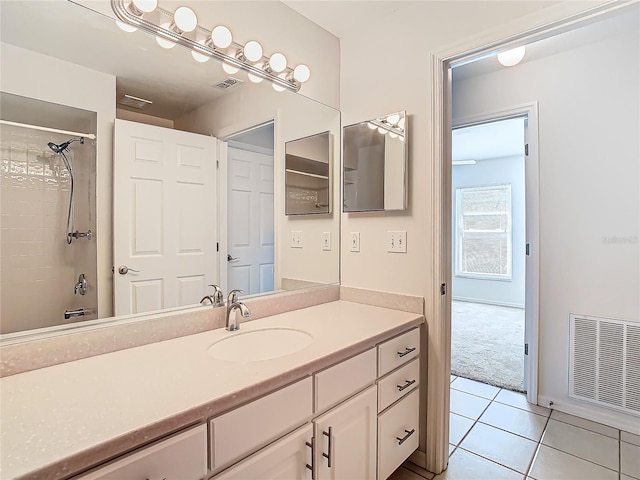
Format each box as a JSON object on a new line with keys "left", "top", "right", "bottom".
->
{"left": 390, "top": 375, "right": 640, "bottom": 480}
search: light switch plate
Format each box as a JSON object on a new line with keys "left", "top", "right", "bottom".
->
{"left": 322, "top": 232, "right": 331, "bottom": 251}
{"left": 387, "top": 231, "right": 407, "bottom": 253}
{"left": 350, "top": 232, "right": 360, "bottom": 252}
{"left": 291, "top": 231, "right": 303, "bottom": 248}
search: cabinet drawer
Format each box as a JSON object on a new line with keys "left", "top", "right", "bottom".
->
{"left": 315, "top": 348, "right": 376, "bottom": 413}
{"left": 75, "top": 424, "right": 207, "bottom": 480}
{"left": 378, "top": 358, "right": 419, "bottom": 413}
{"left": 210, "top": 377, "right": 312, "bottom": 472}
{"left": 378, "top": 328, "right": 420, "bottom": 376}
{"left": 377, "top": 389, "right": 420, "bottom": 480}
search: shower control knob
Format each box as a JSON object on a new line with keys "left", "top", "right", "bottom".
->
{"left": 117, "top": 265, "right": 140, "bottom": 275}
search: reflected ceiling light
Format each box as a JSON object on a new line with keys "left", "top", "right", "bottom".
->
{"left": 129, "top": 0, "right": 157, "bottom": 15}
{"left": 116, "top": 20, "right": 138, "bottom": 32}
{"left": 172, "top": 6, "right": 197, "bottom": 33}
{"left": 211, "top": 25, "right": 232, "bottom": 48}
{"left": 377, "top": 127, "right": 387, "bottom": 135}
{"left": 272, "top": 74, "right": 287, "bottom": 92}
{"left": 248, "top": 66, "right": 264, "bottom": 83}
{"left": 242, "top": 40, "right": 263, "bottom": 62}
{"left": 367, "top": 122, "right": 377, "bottom": 130}
{"left": 497, "top": 46, "right": 526, "bottom": 67}
{"left": 268, "top": 53, "right": 287, "bottom": 73}
{"left": 389, "top": 132, "right": 398, "bottom": 139}
{"left": 112, "top": 0, "right": 309, "bottom": 92}
{"left": 387, "top": 113, "right": 400, "bottom": 125}
{"left": 156, "top": 23, "right": 177, "bottom": 48}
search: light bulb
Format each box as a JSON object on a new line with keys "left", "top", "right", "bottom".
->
{"left": 191, "top": 41, "right": 209, "bottom": 63}
{"left": 389, "top": 132, "right": 398, "bottom": 139}
{"left": 398, "top": 117, "right": 406, "bottom": 129}
{"left": 497, "top": 46, "right": 526, "bottom": 67}
{"left": 269, "top": 53, "right": 287, "bottom": 73}
{"left": 272, "top": 74, "right": 287, "bottom": 92}
{"left": 399, "top": 135, "right": 405, "bottom": 142}
{"left": 293, "top": 64, "right": 310, "bottom": 83}
{"left": 131, "top": 0, "right": 157, "bottom": 14}
{"left": 116, "top": 20, "right": 137, "bottom": 33}
{"left": 243, "top": 41, "right": 263, "bottom": 62}
{"left": 173, "top": 6, "right": 197, "bottom": 33}
{"left": 387, "top": 113, "right": 400, "bottom": 125}
{"left": 211, "top": 26, "right": 232, "bottom": 48}
{"left": 378, "top": 127, "right": 387, "bottom": 135}
{"left": 248, "top": 71, "right": 264, "bottom": 83}
{"left": 222, "top": 61, "right": 240, "bottom": 75}
{"left": 367, "top": 123, "right": 376, "bottom": 130}
{"left": 156, "top": 23, "right": 176, "bottom": 49}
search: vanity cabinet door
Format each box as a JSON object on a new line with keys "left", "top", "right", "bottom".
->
{"left": 314, "top": 385, "right": 377, "bottom": 480}
{"left": 213, "top": 424, "right": 313, "bottom": 480}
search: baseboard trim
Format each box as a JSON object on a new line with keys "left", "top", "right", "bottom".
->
{"left": 538, "top": 394, "right": 640, "bottom": 434}
{"left": 452, "top": 296, "right": 525, "bottom": 309}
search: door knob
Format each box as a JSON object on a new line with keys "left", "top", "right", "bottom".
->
{"left": 117, "top": 265, "right": 140, "bottom": 275}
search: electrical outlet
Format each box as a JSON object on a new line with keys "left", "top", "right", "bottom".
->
{"left": 387, "top": 231, "right": 407, "bottom": 253}
{"left": 350, "top": 232, "right": 360, "bottom": 252}
{"left": 322, "top": 232, "right": 331, "bottom": 251}
{"left": 291, "top": 231, "right": 303, "bottom": 248}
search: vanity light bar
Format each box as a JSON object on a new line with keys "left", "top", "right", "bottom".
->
{"left": 369, "top": 119, "right": 405, "bottom": 137}
{"left": 111, "top": 0, "right": 308, "bottom": 93}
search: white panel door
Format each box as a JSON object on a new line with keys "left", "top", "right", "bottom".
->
{"left": 314, "top": 386, "right": 377, "bottom": 480}
{"left": 227, "top": 146, "right": 274, "bottom": 295}
{"left": 114, "top": 119, "right": 218, "bottom": 316}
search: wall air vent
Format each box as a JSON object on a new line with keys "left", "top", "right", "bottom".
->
{"left": 570, "top": 314, "right": 640, "bottom": 417}
{"left": 213, "top": 78, "right": 243, "bottom": 90}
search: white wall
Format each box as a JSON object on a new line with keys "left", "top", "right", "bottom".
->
{"left": 452, "top": 155, "right": 526, "bottom": 308}
{"left": 1, "top": 43, "right": 116, "bottom": 318}
{"left": 452, "top": 13, "right": 639, "bottom": 429}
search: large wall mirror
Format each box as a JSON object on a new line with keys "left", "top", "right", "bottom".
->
{"left": 0, "top": 1, "right": 340, "bottom": 340}
{"left": 343, "top": 111, "right": 407, "bottom": 212}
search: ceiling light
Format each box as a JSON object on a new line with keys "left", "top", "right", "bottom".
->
{"left": 387, "top": 113, "right": 400, "bottom": 125}
{"left": 130, "top": 0, "right": 157, "bottom": 15}
{"left": 116, "top": 20, "right": 137, "bottom": 33}
{"left": 191, "top": 40, "right": 210, "bottom": 63}
{"left": 243, "top": 41, "right": 263, "bottom": 62}
{"left": 156, "top": 23, "right": 177, "bottom": 48}
{"left": 222, "top": 61, "right": 240, "bottom": 75}
{"left": 497, "top": 46, "right": 526, "bottom": 67}
{"left": 173, "top": 6, "right": 197, "bottom": 33}
{"left": 269, "top": 53, "right": 287, "bottom": 73}
{"left": 293, "top": 65, "right": 311, "bottom": 83}
{"left": 452, "top": 160, "right": 477, "bottom": 166}
{"left": 211, "top": 26, "right": 232, "bottom": 48}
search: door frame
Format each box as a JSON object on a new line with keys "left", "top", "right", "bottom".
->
{"left": 452, "top": 104, "right": 540, "bottom": 404}
{"left": 426, "top": 1, "right": 635, "bottom": 473}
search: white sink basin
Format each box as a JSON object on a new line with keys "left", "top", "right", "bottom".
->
{"left": 207, "top": 328, "right": 313, "bottom": 362}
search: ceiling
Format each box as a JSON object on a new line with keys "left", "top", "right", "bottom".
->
{"left": 452, "top": 117, "right": 525, "bottom": 162}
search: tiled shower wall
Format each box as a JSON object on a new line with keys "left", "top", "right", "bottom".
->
{"left": 0, "top": 125, "right": 97, "bottom": 334}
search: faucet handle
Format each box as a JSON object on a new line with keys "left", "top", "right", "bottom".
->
{"left": 208, "top": 284, "right": 224, "bottom": 306}
{"left": 228, "top": 288, "right": 244, "bottom": 304}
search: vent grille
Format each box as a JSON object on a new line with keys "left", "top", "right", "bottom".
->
{"left": 570, "top": 315, "right": 640, "bottom": 417}
{"left": 213, "top": 78, "right": 242, "bottom": 90}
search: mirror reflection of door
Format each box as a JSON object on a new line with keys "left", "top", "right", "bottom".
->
{"left": 113, "top": 119, "right": 218, "bottom": 316}
{"left": 226, "top": 123, "right": 275, "bottom": 295}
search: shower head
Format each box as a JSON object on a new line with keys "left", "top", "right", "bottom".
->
{"left": 47, "top": 137, "right": 84, "bottom": 154}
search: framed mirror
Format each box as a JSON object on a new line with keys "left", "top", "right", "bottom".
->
{"left": 285, "top": 131, "right": 332, "bottom": 215}
{"left": 343, "top": 111, "right": 407, "bottom": 212}
{"left": 0, "top": 0, "right": 340, "bottom": 340}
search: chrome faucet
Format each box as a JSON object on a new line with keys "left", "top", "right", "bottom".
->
{"left": 201, "top": 284, "right": 224, "bottom": 307}
{"left": 74, "top": 274, "right": 87, "bottom": 295}
{"left": 226, "top": 289, "right": 249, "bottom": 331}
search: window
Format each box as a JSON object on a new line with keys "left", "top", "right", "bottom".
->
{"left": 455, "top": 184, "right": 512, "bottom": 280}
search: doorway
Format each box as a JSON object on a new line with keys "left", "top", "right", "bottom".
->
{"left": 225, "top": 123, "right": 275, "bottom": 296}
{"left": 450, "top": 116, "right": 528, "bottom": 393}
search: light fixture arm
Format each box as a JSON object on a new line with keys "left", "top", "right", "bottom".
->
{"left": 111, "top": 0, "right": 301, "bottom": 92}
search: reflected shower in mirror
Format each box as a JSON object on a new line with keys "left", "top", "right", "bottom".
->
{"left": 343, "top": 111, "right": 407, "bottom": 212}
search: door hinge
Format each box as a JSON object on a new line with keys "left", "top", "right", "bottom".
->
{"left": 525, "top": 144, "right": 529, "bottom": 156}
{"left": 440, "top": 283, "right": 446, "bottom": 296}
{"left": 216, "top": 242, "right": 219, "bottom": 252}
{"left": 526, "top": 243, "right": 530, "bottom": 256}
{"left": 524, "top": 343, "right": 529, "bottom": 355}
{"left": 216, "top": 159, "right": 219, "bottom": 170}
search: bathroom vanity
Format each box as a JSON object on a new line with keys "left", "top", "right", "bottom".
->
{"left": 0, "top": 300, "right": 423, "bottom": 480}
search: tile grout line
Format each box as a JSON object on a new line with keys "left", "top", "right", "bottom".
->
{"left": 525, "top": 407, "right": 554, "bottom": 479}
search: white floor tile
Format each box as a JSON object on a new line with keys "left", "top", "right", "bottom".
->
{"left": 460, "top": 423, "right": 537, "bottom": 474}
{"left": 450, "top": 375, "right": 457, "bottom": 383}
{"left": 541, "top": 419, "right": 618, "bottom": 471}
{"left": 434, "top": 448, "right": 523, "bottom": 480}
{"left": 623, "top": 475, "right": 638, "bottom": 480}
{"left": 621, "top": 441, "right": 640, "bottom": 479}
{"left": 479, "top": 402, "right": 547, "bottom": 441}
{"left": 494, "top": 389, "right": 551, "bottom": 417}
{"left": 450, "top": 389, "right": 491, "bottom": 420}
{"left": 528, "top": 445, "right": 618, "bottom": 480}
{"left": 451, "top": 377, "right": 500, "bottom": 400}
{"left": 449, "top": 413, "right": 474, "bottom": 445}
{"left": 550, "top": 411, "right": 618, "bottom": 439}
{"left": 623, "top": 431, "right": 640, "bottom": 447}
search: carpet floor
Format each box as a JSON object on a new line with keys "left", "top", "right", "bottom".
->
{"left": 451, "top": 300, "right": 525, "bottom": 392}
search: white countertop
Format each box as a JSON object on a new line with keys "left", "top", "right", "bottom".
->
{"left": 0, "top": 300, "right": 423, "bottom": 479}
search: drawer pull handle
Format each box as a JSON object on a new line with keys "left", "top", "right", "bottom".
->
{"left": 397, "top": 347, "right": 417, "bottom": 358}
{"left": 322, "top": 427, "right": 333, "bottom": 467}
{"left": 397, "top": 379, "right": 416, "bottom": 392}
{"left": 397, "top": 428, "right": 416, "bottom": 445}
{"left": 306, "top": 436, "right": 315, "bottom": 479}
